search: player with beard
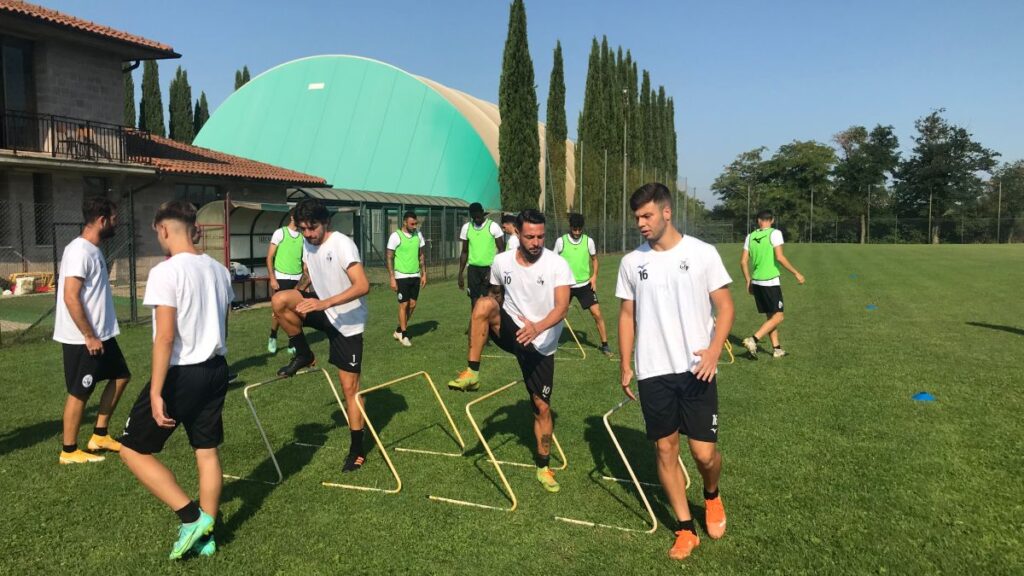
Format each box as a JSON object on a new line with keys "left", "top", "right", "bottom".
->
{"left": 53, "top": 196, "right": 132, "bottom": 464}
{"left": 447, "top": 209, "right": 574, "bottom": 492}
{"left": 271, "top": 198, "right": 371, "bottom": 472}
{"left": 616, "top": 183, "right": 735, "bottom": 561}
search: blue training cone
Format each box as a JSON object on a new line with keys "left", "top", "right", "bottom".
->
{"left": 912, "top": 392, "right": 936, "bottom": 402}
{"left": 865, "top": 304, "right": 878, "bottom": 311}
{"left": 849, "top": 274, "right": 858, "bottom": 279}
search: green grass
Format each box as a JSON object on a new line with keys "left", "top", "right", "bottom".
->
{"left": 1, "top": 244, "right": 1022, "bottom": 575}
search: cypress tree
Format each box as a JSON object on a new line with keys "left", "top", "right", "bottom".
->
{"left": 545, "top": 41, "right": 567, "bottom": 222}
{"left": 168, "top": 66, "right": 194, "bottom": 143}
{"left": 193, "top": 92, "right": 210, "bottom": 136}
{"left": 498, "top": 0, "right": 540, "bottom": 210}
{"left": 123, "top": 69, "right": 136, "bottom": 128}
{"left": 242, "top": 65, "right": 251, "bottom": 85}
{"left": 234, "top": 69, "right": 243, "bottom": 90}
{"left": 139, "top": 61, "right": 165, "bottom": 137}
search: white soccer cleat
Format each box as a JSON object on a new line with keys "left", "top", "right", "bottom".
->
{"left": 772, "top": 348, "right": 787, "bottom": 358}
{"left": 400, "top": 336, "right": 412, "bottom": 347}
{"left": 742, "top": 337, "right": 758, "bottom": 357}
{"left": 392, "top": 331, "right": 401, "bottom": 341}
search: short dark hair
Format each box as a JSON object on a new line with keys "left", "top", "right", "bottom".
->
{"left": 500, "top": 213, "right": 516, "bottom": 225}
{"left": 515, "top": 208, "right": 545, "bottom": 231}
{"left": 82, "top": 196, "right": 117, "bottom": 224}
{"left": 153, "top": 200, "right": 196, "bottom": 228}
{"left": 403, "top": 210, "right": 417, "bottom": 221}
{"left": 469, "top": 202, "right": 484, "bottom": 216}
{"left": 756, "top": 210, "right": 774, "bottom": 221}
{"left": 568, "top": 212, "right": 584, "bottom": 229}
{"left": 629, "top": 182, "right": 672, "bottom": 212}
{"left": 294, "top": 198, "right": 330, "bottom": 226}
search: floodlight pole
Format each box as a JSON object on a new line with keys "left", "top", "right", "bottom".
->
{"left": 867, "top": 184, "right": 873, "bottom": 244}
{"left": 809, "top": 187, "right": 814, "bottom": 243}
{"left": 996, "top": 180, "right": 1002, "bottom": 243}
{"left": 579, "top": 139, "right": 584, "bottom": 214}
{"left": 928, "top": 191, "right": 933, "bottom": 244}
{"left": 621, "top": 89, "right": 628, "bottom": 253}
{"left": 746, "top": 184, "right": 751, "bottom": 233}
{"left": 602, "top": 149, "right": 608, "bottom": 253}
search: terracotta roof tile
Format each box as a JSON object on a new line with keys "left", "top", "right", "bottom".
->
{"left": 127, "top": 132, "right": 326, "bottom": 186}
{"left": 0, "top": 0, "right": 177, "bottom": 56}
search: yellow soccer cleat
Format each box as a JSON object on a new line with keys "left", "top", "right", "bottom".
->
{"left": 87, "top": 434, "right": 122, "bottom": 452}
{"left": 59, "top": 449, "right": 105, "bottom": 464}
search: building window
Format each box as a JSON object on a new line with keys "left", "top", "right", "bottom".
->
{"left": 33, "top": 173, "right": 52, "bottom": 246}
{"left": 174, "top": 183, "right": 222, "bottom": 207}
{"left": 1, "top": 36, "right": 37, "bottom": 150}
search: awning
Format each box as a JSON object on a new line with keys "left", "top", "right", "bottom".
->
{"left": 289, "top": 187, "right": 470, "bottom": 208}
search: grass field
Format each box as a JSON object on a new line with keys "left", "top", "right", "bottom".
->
{"left": 1, "top": 244, "right": 1022, "bottom": 575}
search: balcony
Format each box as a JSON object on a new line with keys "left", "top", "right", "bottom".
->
{"left": 0, "top": 109, "right": 152, "bottom": 165}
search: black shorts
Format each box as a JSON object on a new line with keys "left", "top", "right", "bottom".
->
{"left": 637, "top": 371, "right": 718, "bottom": 442}
{"left": 570, "top": 284, "right": 599, "bottom": 310}
{"left": 396, "top": 277, "right": 421, "bottom": 303}
{"left": 467, "top": 265, "right": 492, "bottom": 302}
{"left": 275, "top": 278, "right": 300, "bottom": 291}
{"left": 62, "top": 338, "right": 132, "bottom": 400}
{"left": 490, "top": 308, "right": 555, "bottom": 409}
{"left": 751, "top": 283, "right": 784, "bottom": 314}
{"left": 120, "top": 356, "right": 228, "bottom": 454}
{"left": 303, "top": 311, "right": 364, "bottom": 373}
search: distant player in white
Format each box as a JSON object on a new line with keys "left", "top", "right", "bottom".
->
{"left": 500, "top": 212, "right": 520, "bottom": 253}
{"left": 53, "top": 195, "right": 131, "bottom": 464}
{"left": 616, "top": 183, "right": 735, "bottom": 561}
{"left": 120, "top": 200, "right": 234, "bottom": 559}
{"left": 272, "top": 198, "right": 371, "bottom": 473}
{"left": 447, "top": 209, "right": 573, "bottom": 493}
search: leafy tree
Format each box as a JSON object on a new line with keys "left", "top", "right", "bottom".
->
{"left": 138, "top": 61, "right": 165, "bottom": 136}
{"left": 234, "top": 65, "right": 251, "bottom": 91}
{"left": 832, "top": 124, "right": 900, "bottom": 242}
{"left": 545, "top": 41, "right": 567, "bottom": 224}
{"left": 498, "top": 0, "right": 540, "bottom": 210}
{"left": 168, "top": 66, "right": 194, "bottom": 143}
{"left": 193, "top": 91, "right": 210, "bottom": 136}
{"left": 123, "top": 68, "right": 136, "bottom": 128}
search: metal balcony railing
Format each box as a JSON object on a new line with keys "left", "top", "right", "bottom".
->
{"left": 0, "top": 109, "right": 153, "bottom": 164}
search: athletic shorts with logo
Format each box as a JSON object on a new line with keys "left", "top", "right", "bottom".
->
{"left": 396, "top": 277, "right": 420, "bottom": 303}
{"left": 637, "top": 371, "right": 718, "bottom": 442}
{"left": 569, "top": 284, "right": 598, "bottom": 310}
{"left": 275, "top": 278, "right": 300, "bottom": 291}
{"left": 490, "top": 308, "right": 555, "bottom": 410}
{"left": 62, "top": 338, "right": 131, "bottom": 399}
{"left": 120, "top": 355, "right": 228, "bottom": 454}
{"left": 466, "top": 265, "right": 492, "bottom": 301}
{"left": 751, "top": 284, "right": 784, "bottom": 314}
{"left": 302, "top": 310, "right": 363, "bottom": 373}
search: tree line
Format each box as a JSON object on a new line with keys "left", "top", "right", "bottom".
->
{"left": 710, "top": 109, "right": 1022, "bottom": 243}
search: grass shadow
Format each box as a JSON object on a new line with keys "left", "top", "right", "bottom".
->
{"left": 0, "top": 404, "right": 100, "bottom": 456}
{"left": 406, "top": 320, "right": 439, "bottom": 339}
{"left": 966, "top": 321, "right": 1024, "bottom": 337}
{"left": 360, "top": 388, "right": 408, "bottom": 458}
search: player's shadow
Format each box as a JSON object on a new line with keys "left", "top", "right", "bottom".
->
{"left": 359, "top": 388, "right": 408, "bottom": 457}
{"left": 467, "top": 399, "right": 542, "bottom": 462}
{"left": 217, "top": 422, "right": 328, "bottom": 546}
{"left": 406, "top": 320, "right": 439, "bottom": 339}
{"left": 0, "top": 405, "right": 99, "bottom": 456}
{"left": 966, "top": 321, "right": 1024, "bottom": 337}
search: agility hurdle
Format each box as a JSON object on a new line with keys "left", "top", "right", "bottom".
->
{"left": 555, "top": 397, "right": 689, "bottom": 534}
{"left": 483, "top": 316, "right": 586, "bottom": 361}
{"left": 222, "top": 367, "right": 347, "bottom": 486}
{"left": 322, "top": 371, "right": 466, "bottom": 494}
{"left": 719, "top": 339, "right": 735, "bottom": 365}
{"left": 430, "top": 380, "right": 567, "bottom": 511}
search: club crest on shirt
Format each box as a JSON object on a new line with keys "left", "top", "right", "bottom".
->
{"left": 536, "top": 276, "right": 545, "bottom": 286}
{"left": 679, "top": 259, "right": 689, "bottom": 272}
{"left": 326, "top": 252, "right": 334, "bottom": 263}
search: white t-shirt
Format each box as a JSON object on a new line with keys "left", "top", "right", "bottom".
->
{"left": 303, "top": 232, "right": 368, "bottom": 336}
{"left": 553, "top": 235, "right": 597, "bottom": 288}
{"left": 459, "top": 220, "right": 502, "bottom": 242}
{"left": 386, "top": 230, "right": 426, "bottom": 279}
{"left": 489, "top": 249, "right": 575, "bottom": 356}
{"left": 144, "top": 253, "right": 233, "bottom": 366}
{"left": 743, "top": 229, "right": 785, "bottom": 286}
{"left": 615, "top": 236, "right": 733, "bottom": 380}
{"left": 505, "top": 234, "right": 520, "bottom": 253}
{"left": 270, "top": 227, "right": 303, "bottom": 281}
{"left": 53, "top": 237, "right": 120, "bottom": 344}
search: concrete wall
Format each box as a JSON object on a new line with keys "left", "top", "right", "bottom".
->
{"left": 33, "top": 38, "right": 123, "bottom": 126}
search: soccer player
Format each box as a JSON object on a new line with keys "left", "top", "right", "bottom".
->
{"left": 53, "top": 196, "right": 131, "bottom": 464}
{"left": 457, "top": 202, "right": 504, "bottom": 310}
{"left": 266, "top": 209, "right": 304, "bottom": 354}
{"left": 119, "top": 201, "right": 234, "bottom": 559}
{"left": 616, "top": 183, "right": 735, "bottom": 561}
{"left": 386, "top": 210, "right": 427, "bottom": 347}
{"left": 740, "top": 210, "right": 805, "bottom": 358}
{"left": 553, "top": 212, "right": 613, "bottom": 356}
{"left": 271, "top": 198, "right": 370, "bottom": 472}
{"left": 447, "top": 209, "right": 573, "bottom": 493}
{"left": 500, "top": 212, "right": 520, "bottom": 253}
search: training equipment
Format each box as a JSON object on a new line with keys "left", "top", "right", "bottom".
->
{"left": 169, "top": 511, "right": 214, "bottom": 560}
{"left": 912, "top": 391, "right": 936, "bottom": 402}
{"left": 59, "top": 449, "right": 105, "bottom": 464}
{"left": 719, "top": 340, "right": 735, "bottom": 365}
{"left": 322, "top": 371, "right": 466, "bottom": 494}
{"left": 222, "top": 367, "right": 348, "bottom": 485}
{"left": 86, "top": 434, "right": 122, "bottom": 452}
{"left": 484, "top": 316, "right": 586, "bottom": 361}
{"left": 430, "top": 380, "right": 567, "bottom": 512}
{"left": 555, "top": 397, "right": 689, "bottom": 534}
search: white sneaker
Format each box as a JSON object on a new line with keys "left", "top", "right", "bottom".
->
{"left": 742, "top": 337, "right": 758, "bottom": 357}
{"left": 400, "top": 336, "right": 412, "bottom": 347}
{"left": 772, "top": 348, "right": 787, "bottom": 358}
{"left": 392, "top": 331, "right": 401, "bottom": 341}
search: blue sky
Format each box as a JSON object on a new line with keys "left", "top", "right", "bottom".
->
{"left": 47, "top": 0, "right": 1023, "bottom": 205}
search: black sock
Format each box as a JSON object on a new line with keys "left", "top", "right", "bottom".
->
{"left": 62, "top": 443, "right": 76, "bottom": 454}
{"left": 601, "top": 341, "right": 609, "bottom": 348}
{"left": 175, "top": 501, "right": 201, "bottom": 524}
{"left": 270, "top": 329, "right": 277, "bottom": 338}
{"left": 289, "top": 333, "right": 312, "bottom": 358}
{"left": 349, "top": 429, "right": 365, "bottom": 456}
{"left": 774, "top": 345, "right": 782, "bottom": 350}
{"left": 396, "top": 325, "right": 402, "bottom": 333}
{"left": 704, "top": 488, "right": 719, "bottom": 500}
{"left": 93, "top": 426, "right": 108, "bottom": 437}
{"left": 752, "top": 335, "right": 760, "bottom": 343}
{"left": 677, "top": 519, "right": 696, "bottom": 534}
{"left": 401, "top": 330, "right": 407, "bottom": 339}
{"left": 535, "top": 454, "right": 550, "bottom": 469}
{"left": 468, "top": 360, "right": 480, "bottom": 372}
